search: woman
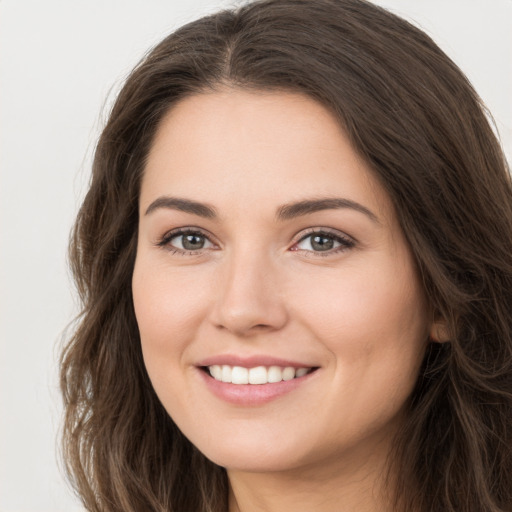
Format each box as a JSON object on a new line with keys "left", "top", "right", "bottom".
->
{"left": 60, "top": 0, "right": 512, "bottom": 511}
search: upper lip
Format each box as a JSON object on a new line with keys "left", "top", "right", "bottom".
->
{"left": 196, "top": 354, "right": 318, "bottom": 368}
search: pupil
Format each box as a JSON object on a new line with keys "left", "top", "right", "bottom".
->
{"left": 311, "top": 235, "right": 333, "bottom": 251}
{"left": 182, "top": 234, "right": 204, "bottom": 250}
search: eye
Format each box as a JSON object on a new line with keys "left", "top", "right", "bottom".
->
{"left": 157, "top": 229, "right": 216, "bottom": 254}
{"left": 292, "top": 229, "right": 355, "bottom": 255}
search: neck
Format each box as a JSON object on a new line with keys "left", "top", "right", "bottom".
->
{"left": 227, "top": 440, "right": 397, "bottom": 512}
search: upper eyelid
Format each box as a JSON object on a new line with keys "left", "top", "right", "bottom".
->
{"left": 157, "top": 226, "right": 354, "bottom": 252}
{"left": 157, "top": 228, "right": 218, "bottom": 254}
{"left": 292, "top": 227, "right": 355, "bottom": 244}
{"left": 160, "top": 226, "right": 216, "bottom": 243}
{"left": 159, "top": 226, "right": 352, "bottom": 240}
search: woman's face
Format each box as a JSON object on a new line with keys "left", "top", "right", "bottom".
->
{"left": 133, "top": 90, "right": 431, "bottom": 474}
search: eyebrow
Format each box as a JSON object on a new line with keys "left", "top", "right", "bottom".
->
{"left": 275, "top": 197, "right": 380, "bottom": 223}
{"left": 145, "top": 197, "right": 217, "bottom": 218}
{"left": 144, "top": 195, "right": 379, "bottom": 223}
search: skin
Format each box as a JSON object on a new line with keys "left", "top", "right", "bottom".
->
{"left": 132, "top": 89, "right": 437, "bottom": 512}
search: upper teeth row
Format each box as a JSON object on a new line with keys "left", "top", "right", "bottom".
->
{"left": 208, "top": 365, "right": 310, "bottom": 385}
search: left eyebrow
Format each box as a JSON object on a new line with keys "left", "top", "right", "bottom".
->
{"left": 144, "top": 196, "right": 218, "bottom": 218}
{"left": 276, "top": 197, "right": 380, "bottom": 224}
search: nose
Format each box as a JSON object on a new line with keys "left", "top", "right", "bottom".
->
{"left": 209, "top": 249, "right": 289, "bottom": 337}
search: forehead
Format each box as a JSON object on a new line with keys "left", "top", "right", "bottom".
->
{"left": 141, "top": 89, "right": 393, "bottom": 224}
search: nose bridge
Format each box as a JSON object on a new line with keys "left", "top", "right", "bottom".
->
{"left": 211, "top": 242, "right": 288, "bottom": 335}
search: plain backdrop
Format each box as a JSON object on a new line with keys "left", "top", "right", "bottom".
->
{"left": 0, "top": 1, "right": 510, "bottom": 511}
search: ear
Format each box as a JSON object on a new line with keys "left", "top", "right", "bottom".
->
{"left": 429, "top": 319, "right": 450, "bottom": 343}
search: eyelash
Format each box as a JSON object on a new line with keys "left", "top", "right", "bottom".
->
{"left": 291, "top": 228, "right": 355, "bottom": 257}
{"left": 156, "top": 228, "right": 215, "bottom": 256}
{"left": 156, "top": 227, "right": 356, "bottom": 257}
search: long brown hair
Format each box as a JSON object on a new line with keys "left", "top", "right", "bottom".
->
{"left": 61, "top": 1, "right": 512, "bottom": 510}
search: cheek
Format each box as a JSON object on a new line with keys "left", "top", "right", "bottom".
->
{"left": 297, "top": 266, "right": 426, "bottom": 340}
{"left": 289, "top": 255, "right": 429, "bottom": 399}
{"left": 133, "top": 257, "right": 205, "bottom": 326}
{"left": 131, "top": 258, "right": 214, "bottom": 418}
{"left": 293, "top": 264, "right": 428, "bottom": 438}
{"left": 132, "top": 258, "right": 213, "bottom": 365}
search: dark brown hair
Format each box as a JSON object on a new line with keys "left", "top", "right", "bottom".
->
{"left": 61, "top": 1, "right": 512, "bottom": 510}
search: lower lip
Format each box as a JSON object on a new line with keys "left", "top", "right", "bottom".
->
{"left": 197, "top": 368, "right": 317, "bottom": 406}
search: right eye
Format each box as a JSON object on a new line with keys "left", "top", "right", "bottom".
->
{"left": 158, "top": 229, "right": 216, "bottom": 254}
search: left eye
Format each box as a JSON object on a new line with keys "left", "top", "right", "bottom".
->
{"left": 167, "top": 232, "right": 214, "bottom": 251}
{"left": 294, "top": 232, "right": 353, "bottom": 253}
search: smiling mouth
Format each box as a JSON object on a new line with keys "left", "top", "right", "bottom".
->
{"left": 202, "top": 365, "right": 318, "bottom": 385}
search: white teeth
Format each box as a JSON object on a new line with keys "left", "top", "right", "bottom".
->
{"left": 231, "top": 366, "right": 249, "bottom": 384}
{"left": 221, "top": 365, "right": 232, "bottom": 383}
{"left": 282, "top": 367, "right": 295, "bottom": 381}
{"left": 210, "top": 365, "right": 222, "bottom": 380}
{"left": 208, "top": 365, "right": 312, "bottom": 384}
{"left": 267, "top": 366, "right": 283, "bottom": 383}
{"left": 248, "top": 366, "right": 267, "bottom": 384}
{"left": 295, "top": 367, "right": 309, "bottom": 378}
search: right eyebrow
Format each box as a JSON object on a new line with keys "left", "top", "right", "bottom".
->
{"left": 276, "top": 197, "right": 380, "bottom": 224}
{"left": 144, "top": 196, "right": 218, "bottom": 218}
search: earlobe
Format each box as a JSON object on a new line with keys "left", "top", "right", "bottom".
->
{"left": 429, "top": 320, "right": 450, "bottom": 343}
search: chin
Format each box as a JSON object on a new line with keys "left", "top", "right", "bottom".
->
{"left": 191, "top": 432, "right": 312, "bottom": 473}
{"left": 207, "top": 451, "right": 306, "bottom": 474}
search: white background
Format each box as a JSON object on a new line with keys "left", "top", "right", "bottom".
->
{"left": 0, "top": 1, "right": 510, "bottom": 511}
